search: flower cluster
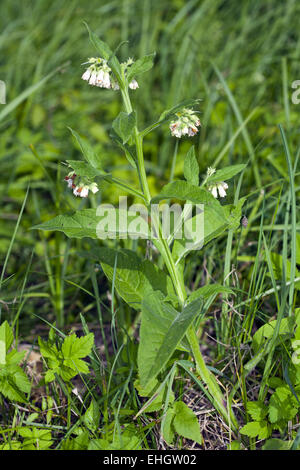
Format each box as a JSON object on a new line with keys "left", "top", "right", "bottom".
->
{"left": 169, "top": 108, "right": 201, "bottom": 138}
{"left": 208, "top": 181, "right": 228, "bottom": 198}
{"left": 205, "top": 167, "right": 229, "bottom": 198}
{"left": 81, "top": 57, "right": 139, "bottom": 90}
{"left": 81, "top": 58, "right": 114, "bottom": 89}
{"left": 64, "top": 172, "right": 99, "bottom": 198}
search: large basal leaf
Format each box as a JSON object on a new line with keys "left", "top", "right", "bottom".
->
{"left": 68, "top": 127, "right": 103, "bottom": 170}
{"left": 87, "top": 248, "right": 175, "bottom": 310}
{"left": 138, "top": 292, "right": 203, "bottom": 387}
{"left": 126, "top": 53, "right": 156, "bottom": 83}
{"left": 32, "top": 208, "right": 150, "bottom": 240}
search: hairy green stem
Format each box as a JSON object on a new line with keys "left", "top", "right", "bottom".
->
{"left": 120, "top": 86, "right": 237, "bottom": 431}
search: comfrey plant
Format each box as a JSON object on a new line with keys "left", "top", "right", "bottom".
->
{"left": 35, "top": 25, "right": 247, "bottom": 433}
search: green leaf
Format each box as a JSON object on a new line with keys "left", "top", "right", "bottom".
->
{"left": 268, "top": 386, "right": 298, "bottom": 423}
{"left": 0, "top": 365, "right": 31, "bottom": 402}
{"left": 66, "top": 160, "right": 107, "bottom": 179}
{"left": 0, "top": 322, "right": 31, "bottom": 403}
{"left": 138, "top": 292, "right": 203, "bottom": 387}
{"left": 135, "top": 378, "right": 174, "bottom": 413}
{"left": 151, "top": 180, "right": 222, "bottom": 209}
{"left": 83, "top": 399, "right": 100, "bottom": 432}
{"left": 62, "top": 431, "right": 90, "bottom": 450}
{"left": 0, "top": 441, "right": 22, "bottom": 450}
{"left": 173, "top": 401, "right": 202, "bottom": 444}
{"left": 84, "top": 22, "right": 123, "bottom": 86}
{"left": 223, "top": 197, "right": 246, "bottom": 230}
{"left": 89, "top": 248, "right": 174, "bottom": 310}
{"left": 246, "top": 401, "right": 268, "bottom": 421}
{"left": 32, "top": 208, "right": 150, "bottom": 240}
{"left": 39, "top": 332, "right": 94, "bottom": 383}
{"left": 184, "top": 146, "right": 199, "bottom": 186}
{"left": 240, "top": 421, "right": 270, "bottom": 440}
{"left": 62, "top": 333, "right": 94, "bottom": 360}
{"left": 188, "top": 284, "right": 234, "bottom": 303}
{"left": 262, "top": 439, "right": 292, "bottom": 450}
{"left": 88, "top": 425, "right": 142, "bottom": 450}
{"left": 206, "top": 164, "right": 247, "bottom": 184}
{"left": 127, "top": 53, "right": 156, "bottom": 83}
{"left": 172, "top": 204, "right": 229, "bottom": 264}
{"left": 112, "top": 111, "right": 136, "bottom": 144}
{"left": 252, "top": 316, "right": 295, "bottom": 354}
{"left": 68, "top": 127, "right": 102, "bottom": 169}
{"left": 18, "top": 427, "right": 53, "bottom": 450}
{"left": 110, "top": 129, "right": 137, "bottom": 169}
{"left": 0, "top": 321, "right": 14, "bottom": 364}
{"left": 162, "top": 407, "right": 175, "bottom": 445}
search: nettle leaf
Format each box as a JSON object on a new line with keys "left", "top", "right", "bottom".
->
{"left": 66, "top": 160, "right": 107, "bottom": 179}
{"left": 0, "top": 365, "right": 31, "bottom": 402}
{"left": 0, "top": 322, "right": 31, "bottom": 403}
{"left": 18, "top": 427, "right": 53, "bottom": 450}
{"left": 68, "top": 127, "right": 102, "bottom": 169}
{"left": 206, "top": 164, "right": 247, "bottom": 184}
{"left": 138, "top": 292, "right": 203, "bottom": 387}
{"left": 247, "top": 401, "right": 268, "bottom": 421}
{"left": 173, "top": 401, "right": 202, "bottom": 445}
{"left": 184, "top": 146, "right": 199, "bottom": 186}
{"left": 39, "top": 332, "right": 94, "bottom": 383}
{"left": 268, "top": 386, "right": 299, "bottom": 423}
{"left": 62, "top": 333, "right": 94, "bottom": 358}
{"left": 240, "top": 421, "right": 271, "bottom": 440}
{"left": 88, "top": 247, "right": 175, "bottom": 309}
{"left": 32, "top": 208, "right": 150, "bottom": 240}
{"left": 112, "top": 111, "right": 136, "bottom": 144}
{"left": 127, "top": 53, "right": 156, "bottom": 83}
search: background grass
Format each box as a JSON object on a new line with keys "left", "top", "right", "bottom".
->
{"left": 0, "top": 0, "right": 299, "bottom": 450}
